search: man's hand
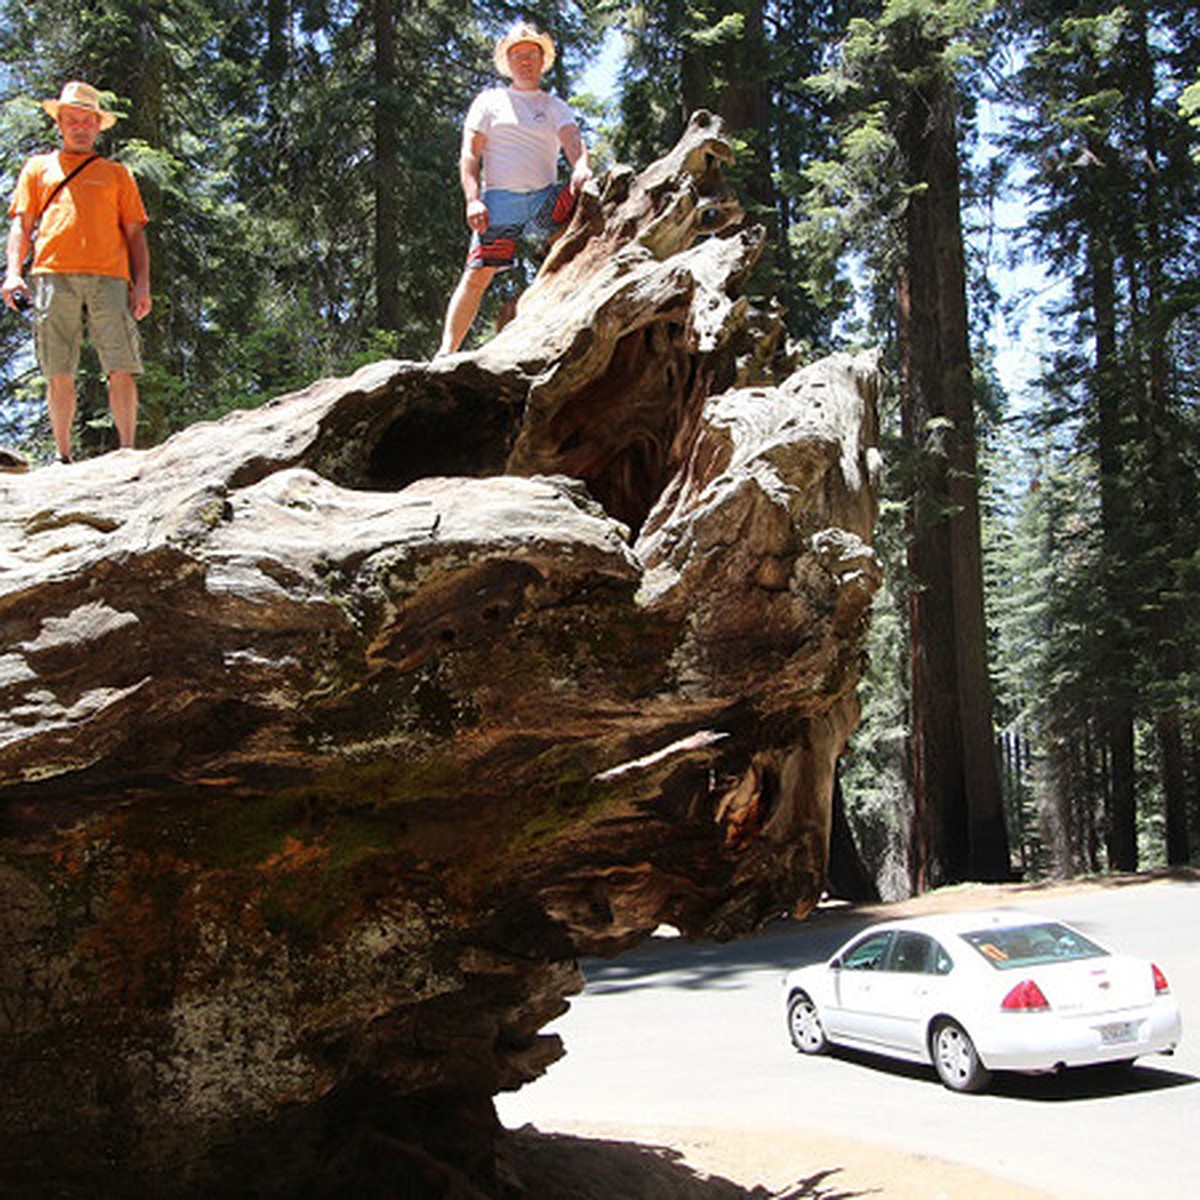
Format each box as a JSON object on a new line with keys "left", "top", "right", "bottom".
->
{"left": 466, "top": 198, "right": 490, "bottom": 233}
{"left": 2, "top": 272, "right": 29, "bottom": 311}
{"left": 129, "top": 278, "right": 152, "bottom": 321}
{"left": 570, "top": 157, "right": 593, "bottom": 194}
{"left": 560, "top": 124, "right": 591, "bottom": 195}
{"left": 4, "top": 215, "right": 33, "bottom": 310}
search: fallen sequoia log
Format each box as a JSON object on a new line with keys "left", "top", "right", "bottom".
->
{"left": 0, "top": 112, "right": 881, "bottom": 1198}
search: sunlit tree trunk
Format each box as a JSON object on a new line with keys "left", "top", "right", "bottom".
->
{"left": 1127, "top": 2, "right": 1194, "bottom": 865}
{"left": 1083, "top": 146, "right": 1138, "bottom": 872}
{"left": 895, "top": 37, "right": 1010, "bottom": 888}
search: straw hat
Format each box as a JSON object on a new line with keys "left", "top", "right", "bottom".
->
{"left": 42, "top": 81, "right": 119, "bottom": 131}
{"left": 493, "top": 23, "right": 556, "bottom": 77}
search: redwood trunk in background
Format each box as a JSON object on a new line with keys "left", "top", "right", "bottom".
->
{"left": 894, "top": 55, "right": 1010, "bottom": 889}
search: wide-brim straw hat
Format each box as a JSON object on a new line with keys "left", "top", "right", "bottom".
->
{"left": 494, "top": 23, "right": 556, "bottom": 77}
{"left": 42, "top": 81, "right": 118, "bottom": 131}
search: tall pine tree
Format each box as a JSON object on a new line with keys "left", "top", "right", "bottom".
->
{"left": 799, "top": 0, "right": 1012, "bottom": 887}
{"left": 1006, "top": 0, "right": 1200, "bottom": 870}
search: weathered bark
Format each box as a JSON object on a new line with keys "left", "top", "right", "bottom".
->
{"left": 895, "top": 59, "right": 1010, "bottom": 888}
{"left": 1087, "top": 143, "right": 1138, "bottom": 873}
{"left": 1128, "top": 4, "right": 1192, "bottom": 871}
{"left": 1158, "top": 711, "right": 1191, "bottom": 866}
{"left": 0, "top": 114, "right": 881, "bottom": 1198}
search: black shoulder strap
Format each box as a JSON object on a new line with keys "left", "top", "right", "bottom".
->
{"left": 33, "top": 154, "right": 101, "bottom": 227}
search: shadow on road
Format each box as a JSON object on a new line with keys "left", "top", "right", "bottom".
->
{"left": 804, "top": 1044, "right": 1197, "bottom": 1101}
{"left": 991, "top": 1059, "right": 1198, "bottom": 1102}
{"left": 504, "top": 1126, "right": 879, "bottom": 1199}
{"left": 582, "top": 910, "right": 873, "bottom": 997}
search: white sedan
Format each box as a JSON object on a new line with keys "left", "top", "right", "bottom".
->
{"left": 783, "top": 909, "right": 1182, "bottom": 1091}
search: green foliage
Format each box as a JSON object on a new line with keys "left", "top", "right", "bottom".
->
{"left": 600, "top": 2, "right": 863, "bottom": 347}
{"left": 839, "top": 481, "right": 913, "bottom": 898}
{"left": 794, "top": 0, "right": 997, "bottom": 332}
{"left": 992, "top": 0, "right": 1200, "bottom": 871}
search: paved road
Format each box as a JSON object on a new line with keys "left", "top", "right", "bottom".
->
{"left": 499, "top": 877, "right": 1200, "bottom": 1199}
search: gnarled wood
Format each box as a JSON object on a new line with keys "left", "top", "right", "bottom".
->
{"left": 0, "top": 112, "right": 880, "bottom": 1198}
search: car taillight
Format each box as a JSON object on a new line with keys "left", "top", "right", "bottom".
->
{"left": 1152, "top": 963, "right": 1170, "bottom": 994}
{"left": 1001, "top": 979, "right": 1050, "bottom": 1011}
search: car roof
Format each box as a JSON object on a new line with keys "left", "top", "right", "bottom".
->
{"left": 855, "top": 909, "right": 1060, "bottom": 940}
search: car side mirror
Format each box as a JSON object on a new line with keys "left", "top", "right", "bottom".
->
{"left": 830, "top": 957, "right": 842, "bottom": 971}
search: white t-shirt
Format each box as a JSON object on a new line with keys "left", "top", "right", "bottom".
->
{"left": 465, "top": 86, "right": 577, "bottom": 193}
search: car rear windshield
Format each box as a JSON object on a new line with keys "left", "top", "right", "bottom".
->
{"left": 960, "top": 922, "right": 1108, "bottom": 970}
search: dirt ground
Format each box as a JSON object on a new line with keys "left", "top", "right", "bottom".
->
{"left": 505, "top": 1119, "right": 1057, "bottom": 1199}
{"left": 504, "top": 872, "right": 1197, "bottom": 1199}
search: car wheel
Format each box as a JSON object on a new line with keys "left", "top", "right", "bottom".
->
{"left": 787, "top": 990, "right": 828, "bottom": 1055}
{"left": 931, "top": 1019, "right": 991, "bottom": 1092}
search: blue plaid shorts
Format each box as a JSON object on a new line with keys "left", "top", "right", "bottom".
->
{"left": 466, "top": 184, "right": 577, "bottom": 270}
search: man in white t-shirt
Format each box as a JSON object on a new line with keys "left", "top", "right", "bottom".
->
{"left": 436, "top": 23, "right": 591, "bottom": 355}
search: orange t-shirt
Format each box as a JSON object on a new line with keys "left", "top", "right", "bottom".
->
{"left": 9, "top": 151, "right": 148, "bottom": 281}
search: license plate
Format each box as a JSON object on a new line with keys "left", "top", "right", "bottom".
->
{"left": 1099, "top": 1020, "right": 1137, "bottom": 1045}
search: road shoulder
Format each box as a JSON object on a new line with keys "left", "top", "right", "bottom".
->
{"left": 506, "top": 1118, "right": 1058, "bottom": 1198}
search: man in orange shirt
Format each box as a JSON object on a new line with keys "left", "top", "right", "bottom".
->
{"left": 3, "top": 81, "right": 151, "bottom": 462}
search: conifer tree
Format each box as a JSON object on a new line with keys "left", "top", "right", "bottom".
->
{"left": 1005, "top": 0, "right": 1200, "bottom": 870}
{"left": 799, "top": 0, "right": 1011, "bottom": 887}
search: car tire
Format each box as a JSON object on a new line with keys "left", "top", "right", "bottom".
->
{"left": 931, "top": 1018, "right": 991, "bottom": 1092}
{"left": 787, "top": 990, "right": 828, "bottom": 1055}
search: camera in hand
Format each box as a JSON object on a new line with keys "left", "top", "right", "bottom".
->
{"left": 12, "top": 291, "right": 30, "bottom": 312}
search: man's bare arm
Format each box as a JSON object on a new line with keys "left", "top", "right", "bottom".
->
{"left": 123, "top": 220, "right": 152, "bottom": 320}
{"left": 559, "top": 124, "right": 592, "bottom": 192}
{"left": 2, "top": 214, "right": 33, "bottom": 309}
{"left": 460, "top": 129, "right": 489, "bottom": 231}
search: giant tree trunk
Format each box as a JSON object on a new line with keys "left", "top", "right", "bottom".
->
{"left": 0, "top": 113, "right": 881, "bottom": 1199}
{"left": 1087, "top": 147, "right": 1139, "bottom": 872}
{"left": 894, "top": 57, "right": 1010, "bottom": 889}
{"left": 1128, "top": 4, "right": 1194, "bottom": 868}
{"left": 1158, "top": 712, "right": 1191, "bottom": 865}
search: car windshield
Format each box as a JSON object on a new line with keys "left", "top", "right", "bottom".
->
{"left": 959, "top": 922, "right": 1108, "bottom": 970}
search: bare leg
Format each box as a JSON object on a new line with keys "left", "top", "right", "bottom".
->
{"left": 46, "top": 374, "right": 77, "bottom": 461}
{"left": 107, "top": 371, "right": 138, "bottom": 449}
{"left": 437, "top": 266, "right": 496, "bottom": 356}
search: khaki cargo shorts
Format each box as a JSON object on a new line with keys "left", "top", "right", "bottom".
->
{"left": 32, "top": 272, "right": 143, "bottom": 377}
